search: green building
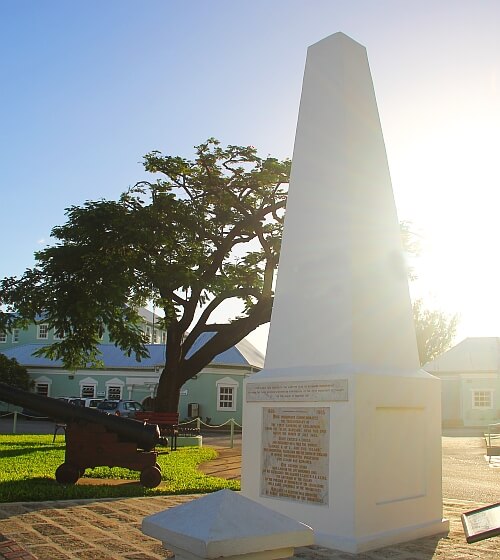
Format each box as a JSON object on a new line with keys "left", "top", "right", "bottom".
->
{"left": 0, "top": 311, "right": 263, "bottom": 425}
{"left": 424, "top": 337, "right": 500, "bottom": 429}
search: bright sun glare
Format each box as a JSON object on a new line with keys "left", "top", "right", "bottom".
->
{"left": 396, "top": 115, "right": 500, "bottom": 341}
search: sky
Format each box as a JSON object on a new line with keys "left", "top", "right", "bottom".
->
{"left": 1, "top": 0, "right": 500, "bottom": 354}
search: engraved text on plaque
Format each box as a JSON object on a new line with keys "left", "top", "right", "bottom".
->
{"left": 261, "top": 406, "right": 329, "bottom": 505}
{"left": 247, "top": 380, "right": 347, "bottom": 402}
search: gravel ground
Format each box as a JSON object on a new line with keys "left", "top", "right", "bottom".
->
{"left": 442, "top": 436, "right": 500, "bottom": 502}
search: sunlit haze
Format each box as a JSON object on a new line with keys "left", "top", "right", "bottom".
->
{"left": 2, "top": 1, "right": 500, "bottom": 354}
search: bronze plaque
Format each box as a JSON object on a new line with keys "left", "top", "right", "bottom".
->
{"left": 261, "top": 406, "right": 329, "bottom": 505}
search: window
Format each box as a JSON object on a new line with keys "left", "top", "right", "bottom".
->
{"left": 12, "top": 329, "right": 20, "bottom": 343}
{"left": 36, "top": 383, "right": 49, "bottom": 397}
{"left": 0, "top": 332, "right": 6, "bottom": 343}
{"left": 218, "top": 387, "right": 234, "bottom": 409}
{"left": 107, "top": 386, "right": 122, "bottom": 400}
{"left": 37, "top": 324, "right": 49, "bottom": 339}
{"left": 472, "top": 390, "right": 493, "bottom": 408}
{"left": 216, "top": 378, "right": 238, "bottom": 411}
{"left": 53, "top": 329, "right": 66, "bottom": 340}
{"left": 81, "top": 385, "right": 96, "bottom": 398}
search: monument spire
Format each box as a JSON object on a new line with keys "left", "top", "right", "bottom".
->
{"left": 265, "top": 32, "right": 419, "bottom": 373}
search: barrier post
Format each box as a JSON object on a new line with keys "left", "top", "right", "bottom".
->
{"left": 196, "top": 417, "right": 201, "bottom": 431}
{"left": 12, "top": 411, "right": 17, "bottom": 434}
{"left": 230, "top": 418, "right": 234, "bottom": 448}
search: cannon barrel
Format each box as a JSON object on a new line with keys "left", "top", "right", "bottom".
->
{"left": 0, "top": 383, "right": 160, "bottom": 451}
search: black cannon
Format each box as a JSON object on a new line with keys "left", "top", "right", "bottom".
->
{"left": 0, "top": 382, "right": 163, "bottom": 488}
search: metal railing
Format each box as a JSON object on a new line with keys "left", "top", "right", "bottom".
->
{"left": 485, "top": 421, "right": 500, "bottom": 450}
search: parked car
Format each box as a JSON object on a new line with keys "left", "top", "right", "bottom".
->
{"left": 57, "top": 397, "right": 85, "bottom": 406}
{"left": 96, "top": 400, "right": 144, "bottom": 418}
{"left": 84, "top": 398, "right": 105, "bottom": 409}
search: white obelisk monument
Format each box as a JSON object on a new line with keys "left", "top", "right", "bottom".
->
{"left": 242, "top": 32, "right": 449, "bottom": 553}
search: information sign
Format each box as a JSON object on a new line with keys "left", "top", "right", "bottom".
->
{"left": 461, "top": 502, "right": 500, "bottom": 543}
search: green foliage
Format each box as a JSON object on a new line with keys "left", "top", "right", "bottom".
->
{"left": 0, "top": 139, "right": 291, "bottom": 409}
{"left": 0, "top": 354, "right": 33, "bottom": 390}
{"left": 0, "top": 434, "right": 239, "bottom": 502}
{"left": 413, "top": 299, "right": 459, "bottom": 365}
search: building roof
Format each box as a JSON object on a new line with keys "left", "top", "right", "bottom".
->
{"left": 424, "top": 337, "right": 500, "bottom": 373}
{"left": 137, "top": 307, "right": 163, "bottom": 326}
{"left": 1, "top": 332, "right": 264, "bottom": 370}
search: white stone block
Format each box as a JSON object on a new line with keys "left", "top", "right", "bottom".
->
{"left": 142, "top": 489, "right": 314, "bottom": 559}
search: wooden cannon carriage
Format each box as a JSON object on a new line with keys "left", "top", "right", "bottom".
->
{"left": 0, "top": 382, "right": 164, "bottom": 488}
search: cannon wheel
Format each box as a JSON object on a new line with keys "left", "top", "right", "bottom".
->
{"left": 140, "top": 466, "right": 162, "bottom": 488}
{"left": 55, "top": 463, "right": 80, "bottom": 485}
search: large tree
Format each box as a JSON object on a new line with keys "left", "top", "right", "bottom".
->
{"left": 400, "top": 222, "right": 459, "bottom": 364}
{"left": 0, "top": 139, "right": 290, "bottom": 412}
{"left": 0, "top": 354, "right": 33, "bottom": 391}
{"left": 413, "top": 299, "right": 458, "bottom": 366}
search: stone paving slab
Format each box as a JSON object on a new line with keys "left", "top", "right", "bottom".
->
{"left": 0, "top": 496, "right": 498, "bottom": 559}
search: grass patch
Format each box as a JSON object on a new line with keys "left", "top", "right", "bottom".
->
{"left": 0, "top": 434, "right": 240, "bottom": 503}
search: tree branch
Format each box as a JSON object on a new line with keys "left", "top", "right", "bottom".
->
{"left": 182, "top": 287, "right": 261, "bottom": 353}
{"left": 181, "top": 297, "right": 273, "bottom": 378}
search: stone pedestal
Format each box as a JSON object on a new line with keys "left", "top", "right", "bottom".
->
{"left": 241, "top": 33, "right": 449, "bottom": 553}
{"left": 142, "top": 489, "right": 314, "bottom": 560}
{"left": 243, "top": 368, "right": 447, "bottom": 552}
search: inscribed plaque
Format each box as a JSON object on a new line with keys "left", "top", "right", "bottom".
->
{"left": 261, "top": 406, "right": 329, "bottom": 505}
{"left": 247, "top": 380, "right": 347, "bottom": 402}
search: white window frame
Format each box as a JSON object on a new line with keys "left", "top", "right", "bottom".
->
{"left": 37, "top": 324, "right": 49, "bottom": 340}
{"left": 216, "top": 377, "right": 238, "bottom": 412}
{"left": 79, "top": 377, "right": 98, "bottom": 399}
{"left": 34, "top": 376, "right": 52, "bottom": 397}
{"left": 53, "top": 329, "right": 66, "bottom": 340}
{"left": 107, "top": 386, "right": 122, "bottom": 400}
{"left": 81, "top": 385, "right": 96, "bottom": 398}
{"left": 36, "top": 383, "right": 49, "bottom": 397}
{"left": 0, "top": 332, "right": 6, "bottom": 343}
{"left": 472, "top": 389, "right": 494, "bottom": 409}
{"left": 12, "top": 329, "right": 20, "bottom": 343}
{"left": 106, "top": 377, "right": 125, "bottom": 400}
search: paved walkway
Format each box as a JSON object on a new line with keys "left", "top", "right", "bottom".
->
{"left": 0, "top": 444, "right": 499, "bottom": 559}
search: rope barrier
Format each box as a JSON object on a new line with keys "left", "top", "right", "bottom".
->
{"left": 177, "top": 418, "right": 242, "bottom": 429}
{"left": 1, "top": 410, "right": 241, "bottom": 446}
{"left": 176, "top": 417, "right": 242, "bottom": 448}
{"left": 19, "top": 412, "right": 49, "bottom": 420}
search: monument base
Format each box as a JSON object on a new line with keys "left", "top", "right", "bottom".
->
{"left": 242, "top": 367, "right": 449, "bottom": 553}
{"left": 316, "top": 518, "right": 449, "bottom": 554}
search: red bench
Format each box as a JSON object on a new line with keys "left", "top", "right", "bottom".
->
{"left": 135, "top": 412, "right": 200, "bottom": 450}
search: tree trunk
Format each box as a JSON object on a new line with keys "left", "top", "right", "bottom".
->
{"left": 154, "top": 366, "right": 182, "bottom": 412}
{"left": 153, "top": 324, "right": 185, "bottom": 413}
